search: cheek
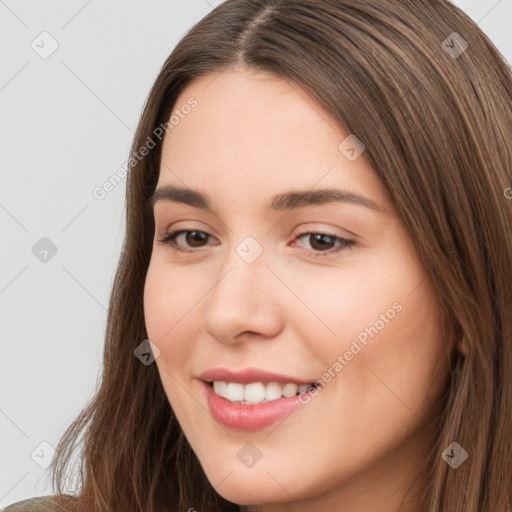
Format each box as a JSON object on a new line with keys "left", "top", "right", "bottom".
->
{"left": 143, "top": 260, "right": 207, "bottom": 426}
{"left": 327, "top": 274, "right": 446, "bottom": 426}
{"left": 143, "top": 258, "right": 203, "bottom": 366}
{"left": 276, "top": 257, "right": 413, "bottom": 361}
{"left": 285, "top": 247, "right": 446, "bottom": 403}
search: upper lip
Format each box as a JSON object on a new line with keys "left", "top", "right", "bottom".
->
{"left": 198, "top": 367, "right": 315, "bottom": 385}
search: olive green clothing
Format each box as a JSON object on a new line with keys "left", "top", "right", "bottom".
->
{"left": 1, "top": 496, "right": 64, "bottom": 512}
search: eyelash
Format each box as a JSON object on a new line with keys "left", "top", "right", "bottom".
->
{"left": 156, "top": 229, "right": 356, "bottom": 257}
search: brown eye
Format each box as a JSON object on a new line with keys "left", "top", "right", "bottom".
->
{"left": 183, "top": 230, "right": 209, "bottom": 247}
{"left": 157, "top": 229, "right": 214, "bottom": 251}
{"left": 293, "top": 232, "right": 356, "bottom": 257}
{"left": 306, "top": 233, "right": 336, "bottom": 251}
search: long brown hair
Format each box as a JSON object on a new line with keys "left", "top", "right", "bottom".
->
{"left": 48, "top": 1, "right": 512, "bottom": 511}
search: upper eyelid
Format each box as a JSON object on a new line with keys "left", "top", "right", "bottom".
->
{"left": 159, "top": 228, "right": 354, "bottom": 249}
{"left": 159, "top": 227, "right": 349, "bottom": 239}
{"left": 156, "top": 219, "right": 355, "bottom": 237}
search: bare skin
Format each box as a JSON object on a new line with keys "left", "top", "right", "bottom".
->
{"left": 143, "top": 66, "right": 451, "bottom": 512}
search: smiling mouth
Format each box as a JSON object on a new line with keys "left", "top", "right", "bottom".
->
{"left": 208, "top": 380, "right": 319, "bottom": 405}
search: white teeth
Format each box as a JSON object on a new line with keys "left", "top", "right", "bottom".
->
{"left": 212, "top": 381, "right": 315, "bottom": 404}
{"left": 226, "top": 382, "right": 244, "bottom": 401}
{"left": 213, "top": 381, "right": 224, "bottom": 395}
{"left": 244, "top": 382, "right": 266, "bottom": 404}
{"left": 265, "top": 382, "right": 282, "bottom": 401}
{"left": 282, "top": 383, "right": 298, "bottom": 397}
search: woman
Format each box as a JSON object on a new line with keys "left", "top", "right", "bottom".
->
{"left": 4, "top": 0, "right": 511, "bottom": 511}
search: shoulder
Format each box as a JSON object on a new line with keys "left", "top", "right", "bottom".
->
{"left": 1, "top": 495, "right": 72, "bottom": 512}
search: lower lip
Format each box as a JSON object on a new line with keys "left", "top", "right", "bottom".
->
{"left": 202, "top": 381, "right": 314, "bottom": 430}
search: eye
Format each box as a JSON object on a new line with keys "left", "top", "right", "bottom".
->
{"left": 292, "top": 231, "right": 356, "bottom": 257}
{"left": 157, "top": 229, "right": 215, "bottom": 252}
{"left": 157, "top": 228, "right": 356, "bottom": 257}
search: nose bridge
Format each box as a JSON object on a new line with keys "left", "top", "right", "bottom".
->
{"left": 202, "top": 234, "right": 282, "bottom": 342}
{"left": 210, "top": 235, "right": 268, "bottom": 313}
{"left": 216, "top": 232, "right": 268, "bottom": 296}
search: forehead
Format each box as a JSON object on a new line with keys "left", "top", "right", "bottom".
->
{"left": 164, "top": 68, "right": 342, "bottom": 163}
{"left": 158, "top": 67, "right": 389, "bottom": 209}
{"left": 175, "top": 66, "right": 328, "bottom": 124}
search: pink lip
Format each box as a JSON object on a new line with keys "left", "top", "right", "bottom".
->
{"left": 201, "top": 381, "right": 315, "bottom": 430}
{"left": 198, "top": 368, "right": 318, "bottom": 431}
{"left": 198, "top": 367, "right": 315, "bottom": 385}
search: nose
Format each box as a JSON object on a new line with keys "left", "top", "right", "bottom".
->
{"left": 202, "top": 243, "right": 284, "bottom": 345}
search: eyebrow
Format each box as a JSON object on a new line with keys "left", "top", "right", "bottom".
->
{"left": 147, "top": 185, "right": 387, "bottom": 213}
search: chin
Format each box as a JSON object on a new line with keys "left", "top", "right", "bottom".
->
{"left": 200, "top": 455, "right": 319, "bottom": 507}
{"left": 212, "top": 476, "right": 290, "bottom": 507}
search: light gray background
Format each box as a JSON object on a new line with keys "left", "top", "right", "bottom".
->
{"left": 1, "top": 0, "right": 511, "bottom": 507}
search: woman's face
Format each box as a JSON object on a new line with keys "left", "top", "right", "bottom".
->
{"left": 144, "top": 67, "right": 450, "bottom": 511}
